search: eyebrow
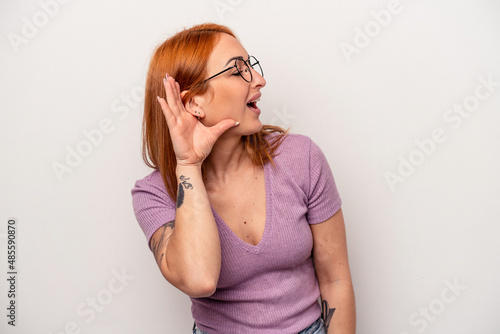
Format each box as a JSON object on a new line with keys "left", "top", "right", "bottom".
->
{"left": 224, "top": 56, "right": 244, "bottom": 67}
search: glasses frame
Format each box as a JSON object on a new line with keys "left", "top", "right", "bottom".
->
{"left": 198, "top": 55, "right": 263, "bottom": 86}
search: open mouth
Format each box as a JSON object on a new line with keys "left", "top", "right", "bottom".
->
{"left": 246, "top": 98, "right": 260, "bottom": 109}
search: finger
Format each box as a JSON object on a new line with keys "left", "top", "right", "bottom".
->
{"left": 164, "top": 76, "right": 186, "bottom": 114}
{"left": 174, "top": 81, "right": 186, "bottom": 111}
{"left": 172, "top": 79, "right": 185, "bottom": 110}
{"left": 208, "top": 119, "right": 240, "bottom": 140}
{"left": 156, "top": 96, "right": 177, "bottom": 125}
{"left": 175, "top": 81, "right": 181, "bottom": 96}
{"left": 163, "top": 78, "right": 182, "bottom": 116}
{"left": 161, "top": 77, "right": 173, "bottom": 105}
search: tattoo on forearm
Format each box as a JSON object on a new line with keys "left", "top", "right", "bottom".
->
{"left": 177, "top": 175, "right": 193, "bottom": 208}
{"left": 151, "top": 220, "right": 175, "bottom": 266}
{"left": 321, "top": 299, "right": 336, "bottom": 332}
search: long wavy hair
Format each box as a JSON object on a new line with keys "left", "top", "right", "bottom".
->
{"left": 142, "top": 23, "right": 287, "bottom": 201}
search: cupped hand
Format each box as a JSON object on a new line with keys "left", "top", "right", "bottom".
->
{"left": 157, "top": 74, "right": 238, "bottom": 167}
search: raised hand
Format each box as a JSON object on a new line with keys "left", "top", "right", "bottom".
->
{"left": 157, "top": 73, "right": 239, "bottom": 167}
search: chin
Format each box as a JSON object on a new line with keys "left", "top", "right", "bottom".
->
{"left": 235, "top": 123, "right": 262, "bottom": 138}
{"left": 244, "top": 120, "right": 263, "bottom": 135}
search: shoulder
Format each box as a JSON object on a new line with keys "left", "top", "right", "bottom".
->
{"left": 271, "top": 132, "right": 314, "bottom": 158}
{"left": 270, "top": 132, "right": 326, "bottom": 168}
{"left": 132, "top": 170, "right": 166, "bottom": 195}
{"left": 276, "top": 132, "right": 312, "bottom": 147}
{"left": 135, "top": 169, "right": 164, "bottom": 186}
{"left": 266, "top": 133, "right": 317, "bottom": 193}
{"left": 131, "top": 170, "right": 174, "bottom": 209}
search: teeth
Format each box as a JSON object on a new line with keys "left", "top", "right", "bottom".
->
{"left": 249, "top": 98, "right": 260, "bottom": 103}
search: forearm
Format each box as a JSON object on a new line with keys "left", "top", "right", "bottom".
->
{"left": 166, "top": 164, "right": 221, "bottom": 295}
{"left": 319, "top": 279, "right": 356, "bottom": 334}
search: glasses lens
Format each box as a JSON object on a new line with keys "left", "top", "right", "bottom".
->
{"left": 248, "top": 56, "right": 263, "bottom": 78}
{"left": 235, "top": 59, "right": 252, "bottom": 82}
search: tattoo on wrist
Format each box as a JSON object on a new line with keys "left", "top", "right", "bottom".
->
{"left": 321, "top": 299, "right": 336, "bottom": 332}
{"left": 177, "top": 175, "right": 193, "bottom": 208}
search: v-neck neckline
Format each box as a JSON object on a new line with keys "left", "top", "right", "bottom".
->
{"left": 210, "top": 162, "right": 273, "bottom": 254}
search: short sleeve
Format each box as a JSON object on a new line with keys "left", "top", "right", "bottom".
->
{"left": 131, "top": 171, "right": 176, "bottom": 249}
{"left": 306, "top": 139, "right": 342, "bottom": 224}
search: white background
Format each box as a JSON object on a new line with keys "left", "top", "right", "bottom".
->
{"left": 1, "top": 0, "right": 499, "bottom": 333}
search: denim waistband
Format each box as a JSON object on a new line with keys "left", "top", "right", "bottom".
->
{"left": 297, "top": 317, "right": 326, "bottom": 334}
{"left": 193, "top": 317, "right": 325, "bottom": 334}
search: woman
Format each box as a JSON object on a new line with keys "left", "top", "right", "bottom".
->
{"left": 132, "top": 23, "right": 355, "bottom": 334}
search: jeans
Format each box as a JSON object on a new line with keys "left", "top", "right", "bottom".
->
{"left": 192, "top": 317, "right": 326, "bottom": 334}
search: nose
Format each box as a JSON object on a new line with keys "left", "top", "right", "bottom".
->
{"left": 251, "top": 69, "right": 266, "bottom": 88}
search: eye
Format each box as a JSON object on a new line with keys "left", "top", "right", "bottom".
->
{"left": 231, "top": 65, "right": 244, "bottom": 76}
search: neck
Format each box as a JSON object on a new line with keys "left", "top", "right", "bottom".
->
{"left": 204, "top": 135, "right": 250, "bottom": 181}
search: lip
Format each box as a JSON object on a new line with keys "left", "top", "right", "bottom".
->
{"left": 247, "top": 93, "right": 261, "bottom": 104}
{"left": 248, "top": 105, "right": 261, "bottom": 115}
{"left": 247, "top": 93, "right": 262, "bottom": 115}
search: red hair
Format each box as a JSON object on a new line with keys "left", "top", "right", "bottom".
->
{"left": 142, "top": 23, "right": 287, "bottom": 201}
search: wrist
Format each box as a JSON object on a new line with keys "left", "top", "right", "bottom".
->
{"left": 176, "top": 162, "right": 203, "bottom": 172}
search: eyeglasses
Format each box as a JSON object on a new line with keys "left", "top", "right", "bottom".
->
{"left": 199, "top": 56, "right": 263, "bottom": 85}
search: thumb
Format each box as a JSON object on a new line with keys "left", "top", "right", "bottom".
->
{"left": 208, "top": 119, "right": 240, "bottom": 140}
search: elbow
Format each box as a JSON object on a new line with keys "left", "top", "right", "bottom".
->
{"left": 182, "top": 278, "right": 217, "bottom": 298}
{"left": 178, "top": 262, "right": 220, "bottom": 298}
{"left": 162, "top": 269, "right": 218, "bottom": 298}
{"left": 159, "top": 259, "right": 220, "bottom": 298}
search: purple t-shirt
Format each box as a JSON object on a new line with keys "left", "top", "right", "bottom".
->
{"left": 131, "top": 134, "right": 342, "bottom": 333}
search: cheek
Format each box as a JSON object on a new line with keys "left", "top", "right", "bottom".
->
{"left": 202, "top": 96, "right": 235, "bottom": 127}
{"left": 206, "top": 86, "right": 247, "bottom": 116}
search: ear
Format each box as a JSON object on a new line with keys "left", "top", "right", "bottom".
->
{"left": 181, "top": 90, "right": 205, "bottom": 119}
